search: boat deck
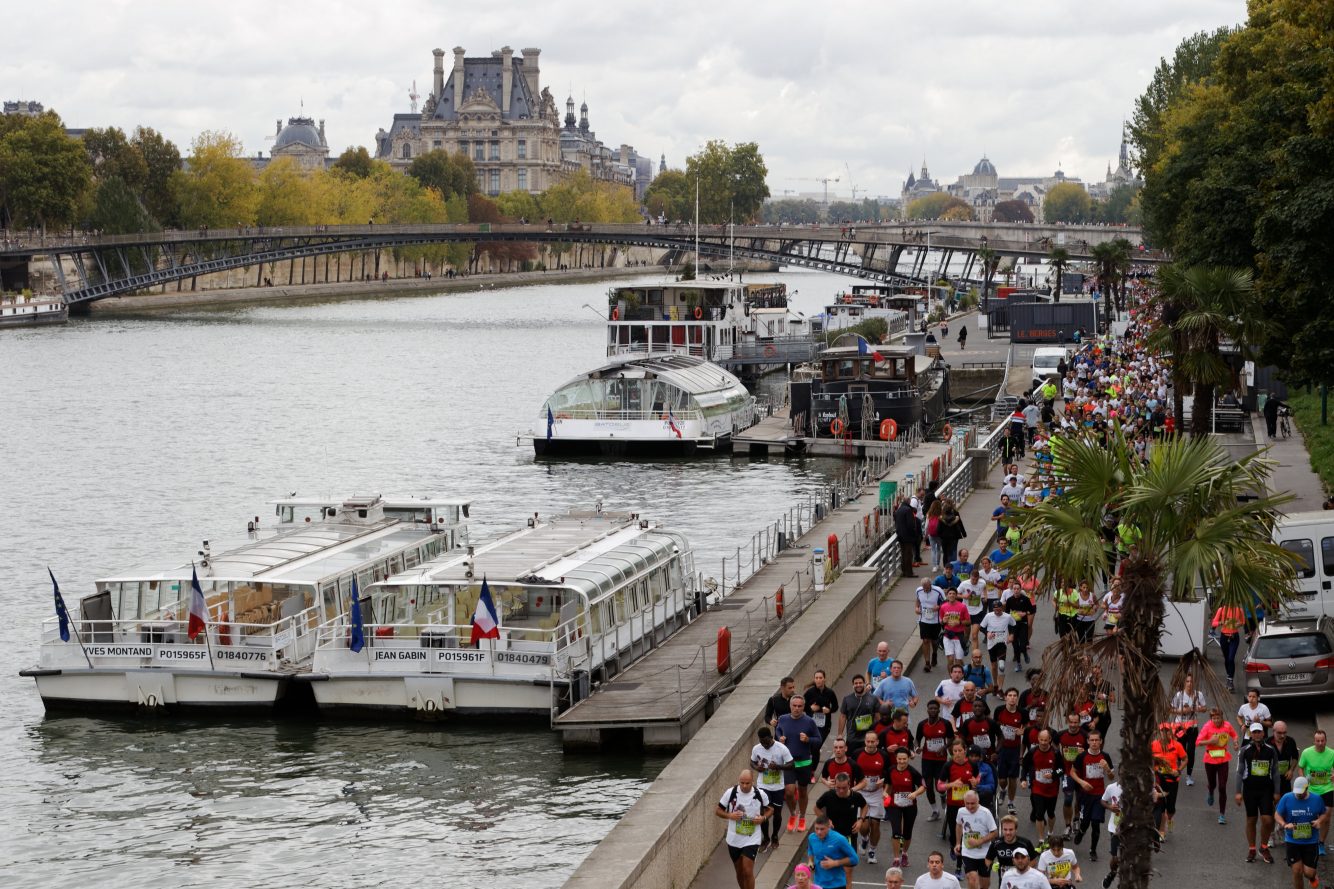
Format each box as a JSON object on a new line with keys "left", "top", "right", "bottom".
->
{"left": 553, "top": 440, "right": 956, "bottom": 748}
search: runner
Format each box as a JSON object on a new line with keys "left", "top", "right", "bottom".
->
{"left": 1035, "top": 834, "right": 1080, "bottom": 889}
{"left": 777, "top": 694, "right": 824, "bottom": 832}
{"left": 914, "top": 850, "right": 963, "bottom": 889}
{"left": 1002, "top": 582, "right": 1035, "bottom": 669}
{"left": 820, "top": 738, "right": 863, "bottom": 789}
{"left": 805, "top": 815, "right": 859, "bottom": 889}
{"left": 1235, "top": 722, "right": 1280, "bottom": 864}
{"left": 1098, "top": 581, "right": 1124, "bottom": 635}
{"left": 980, "top": 599, "right": 1016, "bottom": 685}
{"left": 1021, "top": 729, "right": 1062, "bottom": 843}
{"left": 840, "top": 674, "right": 878, "bottom": 758}
{"left": 961, "top": 702, "right": 1000, "bottom": 769}
{"left": 943, "top": 740, "right": 980, "bottom": 851}
{"left": 935, "top": 664, "right": 968, "bottom": 723}
{"left": 856, "top": 731, "right": 890, "bottom": 864}
{"left": 1276, "top": 776, "right": 1327, "bottom": 889}
{"left": 996, "top": 688, "right": 1026, "bottom": 813}
{"left": 917, "top": 578, "right": 946, "bottom": 673}
{"left": 1296, "top": 729, "right": 1334, "bottom": 854}
{"left": 1196, "top": 707, "right": 1239, "bottom": 824}
{"left": 876, "top": 659, "right": 921, "bottom": 715}
{"left": 1169, "top": 675, "right": 1206, "bottom": 786}
{"left": 1099, "top": 778, "right": 1123, "bottom": 888}
{"left": 1273, "top": 721, "right": 1301, "bottom": 847}
{"left": 767, "top": 676, "right": 797, "bottom": 727}
{"left": 968, "top": 744, "right": 1000, "bottom": 812}
{"left": 717, "top": 769, "right": 774, "bottom": 889}
{"left": 1019, "top": 671, "right": 1047, "bottom": 726}
{"left": 816, "top": 772, "right": 867, "bottom": 887}
{"left": 751, "top": 726, "right": 795, "bottom": 852}
{"left": 1151, "top": 722, "right": 1186, "bottom": 841}
{"left": 1071, "top": 581, "right": 1098, "bottom": 643}
{"left": 989, "top": 814, "right": 1037, "bottom": 882}
{"left": 805, "top": 669, "right": 841, "bottom": 771}
{"left": 884, "top": 747, "right": 927, "bottom": 869}
{"left": 918, "top": 700, "right": 956, "bottom": 822}
{"left": 963, "top": 651, "right": 996, "bottom": 699}
{"left": 880, "top": 708, "right": 916, "bottom": 760}
{"left": 955, "top": 790, "right": 1000, "bottom": 889}
{"left": 940, "top": 588, "right": 972, "bottom": 671}
{"left": 997, "top": 847, "right": 1050, "bottom": 889}
{"left": 959, "top": 569, "right": 988, "bottom": 648}
{"left": 869, "top": 641, "right": 897, "bottom": 685}
{"left": 1237, "top": 689, "right": 1274, "bottom": 737}
{"left": 956, "top": 682, "right": 985, "bottom": 727}
{"left": 1069, "top": 730, "right": 1115, "bottom": 861}
{"left": 1056, "top": 713, "right": 1088, "bottom": 837}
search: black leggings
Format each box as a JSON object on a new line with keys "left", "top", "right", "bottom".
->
{"left": 1075, "top": 619, "right": 1096, "bottom": 642}
{"left": 1205, "top": 762, "right": 1229, "bottom": 813}
{"left": 886, "top": 804, "right": 919, "bottom": 842}
{"left": 761, "top": 793, "right": 785, "bottom": 843}
{"left": 945, "top": 804, "right": 963, "bottom": 844}
{"left": 922, "top": 760, "right": 947, "bottom": 806}
{"left": 1012, "top": 622, "right": 1030, "bottom": 661}
{"left": 1180, "top": 726, "right": 1199, "bottom": 775}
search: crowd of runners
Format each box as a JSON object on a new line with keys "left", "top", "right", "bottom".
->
{"left": 717, "top": 298, "right": 1332, "bottom": 889}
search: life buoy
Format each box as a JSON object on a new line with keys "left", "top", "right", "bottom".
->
{"left": 763, "top": 344, "right": 778, "bottom": 358}
{"left": 827, "top": 533, "right": 840, "bottom": 567}
{"left": 556, "top": 412, "right": 571, "bottom": 420}
{"left": 611, "top": 308, "right": 619, "bottom": 321}
{"left": 693, "top": 306, "right": 703, "bottom": 320}
{"left": 717, "top": 626, "right": 731, "bottom": 674}
{"left": 879, "top": 418, "right": 898, "bottom": 441}
{"left": 775, "top": 586, "right": 784, "bottom": 619}
{"left": 830, "top": 418, "right": 845, "bottom": 437}
{"left": 942, "top": 423, "right": 953, "bottom": 440}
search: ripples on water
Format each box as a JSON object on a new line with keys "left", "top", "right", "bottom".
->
{"left": 0, "top": 269, "right": 855, "bottom": 886}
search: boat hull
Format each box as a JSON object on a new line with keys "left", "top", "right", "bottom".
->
{"left": 304, "top": 672, "right": 554, "bottom": 719}
{"left": 23, "top": 667, "right": 290, "bottom": 713}
{"left": 533, "top": 436, "right": 722, "bottom": 458}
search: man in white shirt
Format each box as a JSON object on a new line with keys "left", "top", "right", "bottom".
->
{"left": 955, "top": 790, "right": 999, "bottom": 889}
{"left": 979, "top": 599, "right": 1017, "bottom": 681}
{"left": 1099, "top": 780, "right": 1123, "bottom": 889}
{"left": 750, "top": 727, "right": 794, "bottom": 852}
{"left": 958, "top": 569, "right": 988, "bottom": 633}
{"left": 998, "top": 848, "right": 1051, "bottom": 889}
{"left": 916, "top": 578, "right": 945, "bottom": 673}
{"left": 1035, "top": 834, "right": 1080, "bottom": 888}
{"left": 716, "top": 769, "right": 774, "bottom": 889}
{"left": 913, "top": 850, "right": 963, "bottom": 889}
{"left": 934, "top": 665, "right": 967, "bottom": 722}
{"left": 1000, "top": 475, "right": 1024, "bottom": 502}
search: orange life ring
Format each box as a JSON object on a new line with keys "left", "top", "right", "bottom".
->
{"left": 693, "top": 306, "right": 703, "bottom": 320}
{"left": 879, "top": 418, "right": 898, "bottom": 441}
{"left": 611, "top": 307, "right": 619, "bottom": 321}
{"left": 763, "top": 344, "right": 778, "bottom": 358}
{"left": 556, "top": 412, "right": 571, "bottom": 420}
{"left": 942, "top": 423, "right": 954, "bottom": 440}
{"left": 830, "top": 417, "right": 845, "bottom": 436}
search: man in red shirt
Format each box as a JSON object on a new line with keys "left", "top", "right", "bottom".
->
{"left": 1056, "top": 712, "right": 1089, "bottom": 837}
{"left": 855, "top": 731, "right": 889, "bottom": 862}
{"left": 1021, "top": 728, "right": 1062, "bottom": 841}
{"left": 916, "top": 700, "right": 956, "bottom": 823}
{"left": 879, "top": 708, "right": 915, "bottom": 759}
{"left": 819, "top": 738, "right": 863, "bottom": 789}
{"left": 1070, "top": 730, "right": 1115, "bottom": 861}
{"left": 995, "top": 688, "right": 1026, "bottom": 813}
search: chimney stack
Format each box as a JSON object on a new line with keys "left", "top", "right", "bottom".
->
{"left": 432, "top": 48, "right": 445, "bottom": 106}
{"left": 500, "top": 46, "right": 513, "bottom": 113}
{"left": 521, "top": 48, "right": 541, "bottom": 99}
{"left": 453, "top": 47, "right": 466, "bottom": 109}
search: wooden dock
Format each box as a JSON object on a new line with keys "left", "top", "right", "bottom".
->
{"left": 734, "top": 406, "right": 923, "bottom": 459}
{"left": 553, "top": 440, "right": 960, "bottom": 750}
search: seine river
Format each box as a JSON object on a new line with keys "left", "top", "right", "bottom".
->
{"left": 0, "top": 268, "right": 858, "bottom": 888}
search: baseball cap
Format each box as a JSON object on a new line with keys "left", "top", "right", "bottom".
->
{"left": 1250, "top": 723, "right": 1265, "bottom": 734}
{"left": 1012, "top": 847, "right": 1030, "bottom": 858}
{"left": 1295, "top": 776, "right": 1310, "bottom": 793}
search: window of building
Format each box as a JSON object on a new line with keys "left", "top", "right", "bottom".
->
{"left": 433, "top": 140, "right": 442, "bottom": 149}
{"left": 459, "top": 141, "right": 468, "bottom": 155}
{"left": 474, "top": 143, "right": 485, "bottom": 161}
{"left": 517, "top": 168, "right": 527, "bottom": 191}
{"left": 517, "top": 140, "right": 527, "bottom": 160}
{"left": 476, "top": 170, "right": 485, "bottom": 191}
{"left": 401, "top": 143, "right": 412, "bottom": 160}
{"left": 489, "top": 141, "right": 500, "bottom": 160}
{"left": 489, "top": 169, "right": 500, "bottom": 195}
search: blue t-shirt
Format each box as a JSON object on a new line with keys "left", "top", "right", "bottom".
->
{"left": 935, "top": 572, "right": 962, "bottom": 592}
{"left": 806, "top": 829, "right": 859, "bottom": 888}
{"left": 867, "top": 657, "right": 895, "bottom": 683}
{"left": 952, "top": 559, "right": 975, "bottom": 577}
{"left": 776, "top": 713, "right": 823, "bottom": 764}
{"left": 1277, "top": 792, "right": 1326, "bottom": 844}
{"left": 990, "top": 548, "right": 1014, "bottom": 567}
{"left": 874, "top": 675, "right": 918, "bottom": 712}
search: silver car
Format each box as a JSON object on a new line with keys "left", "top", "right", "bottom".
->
{"left": 1244, "top": 617, "right": 1334, "bottom": 699}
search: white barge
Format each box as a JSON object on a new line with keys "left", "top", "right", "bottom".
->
{"left": 299, "top": 509, "right": 695, "bottom": 719}
{"left": 21, "top": 496, "right": 469, "bottom": 713}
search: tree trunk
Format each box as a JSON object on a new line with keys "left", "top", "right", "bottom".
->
{"left": 1192, "top": 381, "right": 1216, "bottom": 437}
{"left": 1117, "top": 556, "right": 1167, "bottom": 889}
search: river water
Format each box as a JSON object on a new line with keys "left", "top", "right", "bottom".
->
{"left": 0, "top": 268, "right": 859, "bottom": 888}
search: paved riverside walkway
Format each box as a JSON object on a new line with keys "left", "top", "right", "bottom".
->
{"left": 554, "top": 438, "right": 962, "bottom": 748}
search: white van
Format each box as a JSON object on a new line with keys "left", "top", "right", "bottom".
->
{"left": 1273, "top": 511, "right": 1334, "bottom": 618}
{"left": 1030, "top": 347, "right": 1068, "bottom": 391}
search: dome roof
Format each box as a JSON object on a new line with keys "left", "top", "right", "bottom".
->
{"left": 274, "top": 117, "right": 323, "bottom": 151}
{"left": 973, "top": 156, "right": 997, "bottom": 176}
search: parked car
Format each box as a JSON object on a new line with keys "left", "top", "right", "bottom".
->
{"left": 1244, "top": 617, "right": 1334, "bottom": 699}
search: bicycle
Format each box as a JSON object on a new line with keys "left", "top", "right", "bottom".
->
{"left": 1278, "top": 406, "right": 1293, "bottom": 439}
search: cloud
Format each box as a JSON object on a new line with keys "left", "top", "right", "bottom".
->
{"left": 3, "top": 0, "right": 1246, "bottom": 196}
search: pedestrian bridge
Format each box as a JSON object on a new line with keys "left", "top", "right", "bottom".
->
{"left": 0, "top": 221, "right": 1155, "bottom": 307}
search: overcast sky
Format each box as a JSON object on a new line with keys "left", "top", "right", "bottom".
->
{"left": 6, "top": 0, "right": 1245, "bottom": 200}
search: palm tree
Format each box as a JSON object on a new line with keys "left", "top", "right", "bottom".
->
{"left": 1009, "top": 434, "right": 1296, "bottom": 889}
{"left": 1089, "top": 242, "right": 1119, "bottom": 324}
{"left": 976, "top": 245, "right": 1000, "bottom": 310}
{"left": 1048, "top": 246, "right": 1070, "bottom": 303}
{"left": 1111, "top": 237, "right": 1135, "bottom": 314}
{"left": 1147, "top": 264, "right": 1258, "bottom": 436}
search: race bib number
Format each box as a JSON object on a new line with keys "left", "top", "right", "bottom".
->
{"left": 1001, "top": 724, "right": 1018, "bottom": 740}
{"left": 1096, "top": 700, "right": 1108, "bottom": 713}
{"left": 974, "top": 735, "right": 992, "bottom": 749}
{"left": 1280, "top": 760, "right": 1292, "bottom": 776}
{"left": 1207, "top": 747, "right": 1227, "bottom": 760}
{"left": 1011, "top": 611, "right": 1026, "bottom": 623}
{"left": 1063, "top": 747, "right": 1081, "bottom": 762}
{"left": 968, "top": 593, "right": 982, "bottom": 607}
{"left": 946, "top": 614, "right": 961, "bottom": 627}
{"left": 813, "top": 712, "right": 827, "bottom": 728}
{"left": 894, "top": 791, "right": 912, "bottom": 808}
{"left": 865, "top": 776, "right": 881, "bottom": 791}
{"left": 1250, "top": 760, "right": 1271, "bottom": 778}
{"left": 1311, "top": 769, "right": 1330, "bottom": 784}
{"left": 855, "top": 714, "right": 873, "bottom": 732}
{"left": 927, "top": 737, "right": 946, "bottom": 753}
{"left": 735, "top": 819, "right": 756, "bottom": 836}
{"left": 1086, "top": 762, "right": 1104, "bottom": 780}
{"left": 1107, "top": 612, "right": 1121, "bottom": 625}
{"left": 988, "top": 630, "right": 1006, "bottom": 646}
{"left": 922, "top": 604, "right": 940, "bottom": 620}
{"left": 964, "top": 829, "right": 982, "bottom": 847}
{"left": 950, "top": 784, "right": 968, "bottom": 803}
{"left": 763, "top": 769, "right": 781, "bottom": 785}
{"left": 1292, "top": 822, "right": 1314, "bottom": 840}
{"left": 1036, "top": 768, "right": 1054, "bottom": 785}
{"left": 1048, "top": 860, "right": 1071, "bottom": 880}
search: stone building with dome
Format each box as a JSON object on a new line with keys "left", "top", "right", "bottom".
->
{"left": 269, "top": 116, "right": 330, "bottom": 171}
{"left": 373, "top": 45, "right": 648, "bottom": 198}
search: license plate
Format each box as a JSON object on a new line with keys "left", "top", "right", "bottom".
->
{"left": 1277, "top": 672, "right": 1313, "bottom": 684}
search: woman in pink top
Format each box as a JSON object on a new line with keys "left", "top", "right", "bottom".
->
{"left": 1211, "top": 604, "right": 1247, "bottom": 691}
{"left": 1195, "top": 707, "right": 1239, "bottom": 821}
{"left": 938, "top": 587, "right": 972, "bottom": 670}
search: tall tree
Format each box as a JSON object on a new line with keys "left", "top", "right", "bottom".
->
{"left": 1042, "top": 182, "right": 1092, "bottom": 223}
{"left": 406, "top": 149, "right": 477, "bottom": 200}
{"left": 0, "top": 111, "right": 92, "bottom": 233}
{"left": 905, "top": 193, "right": 970, "bottom": 220}
{"left": 332, "top": 146, "right": 374, "bottom": 179}
{"left": 1047, "top": 246, "right": 1070, "bottom": 303}
{"left": 86, "top": 175, "right": 158, "bottom": 234}
{"left": 644, "top": 169, "right": 692, "bottom": 221}
{"left": 992, "top": 199, "right": 1035, "bottom": 223}
{"left": 1010, "top": 434, "right": 1296, "bottom": 889}
{"left": 83, "top": 127, "right": 148, "bottom": 194}
{"left": 684, "top": 140, "right": 769, "bottom": 223}
{"left": 131, "top": 127, "right": 182, "bottom": 227}
{"left": 171, "top": 130, "right": 258, "bottom": 228}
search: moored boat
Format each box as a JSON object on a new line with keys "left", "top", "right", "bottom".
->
{"left": 790, "top": 339, "right": 950, "bottom": 440}
{"left": 1, "top": 294, "right": 67, "bottom": 328}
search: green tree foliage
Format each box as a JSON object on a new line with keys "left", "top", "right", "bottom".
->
{"left": 1009, "top": 434, "right": 1296, "bottom": 889}
{"left": 644, "top": 169, "right": 692, "bottom": 221}
{"left": 86, "top": 175, "right": 159, "bottom": 234}
{"left": 1042, "top": 182, "right": 1092, "bottom": 223}
{"left": 538, "top": 170, "right": 640, "bottom": 223}
{"left": 827, "top": 199, "right": 886, "bottom": 223}
{"left": 171, "top": 131, "right": 259, "bottom": 228}
{"left": 406, "top": 149, "right": 477, "bottom": 200}
{"left": 83, "top": 127, "right": 148, "bottom": 194}
{"left": 131, "top": 127, "right": 182, "bottom": 227}
{"left": 495, "top": 189, "right": 540, "bottom": 221}
{"left": 760, "top": 198, "right": 821, "bottom": 225}
{"left": 332, "top": 146, "right": 374, "bottom": 179}
{"left": 1097, "top": 184, "right": 1141, "bottom": 224}
{"left": 0, "top": 111, "right": 92, "bottom": 232}
{"left": 992, "top": 199, "right": 1035, "bottom": 223}
{"left": 684, "top": 140, "right": 770, "bottom": 223}
{"left": 905, "top": 192, "right": 971, "bottom": 220}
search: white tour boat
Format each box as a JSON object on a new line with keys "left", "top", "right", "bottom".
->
{"left": 21, "top": 495, "right": 470, "bottom": 713}
{"left": 820, "top": 285, "right": 911, "bottom": 335}
{"left": 529, "top": 353, "right": 758, "bottom": 456}
{"left": 300, "top": 508, "right": 695, "bottom": 719}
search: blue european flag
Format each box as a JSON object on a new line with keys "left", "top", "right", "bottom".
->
{"left": 547, "top": 405, "right": 555, "bottom": 441}
{"left": 349, "top": 576, "right": 365, "bottom": 654}
{"left": 49, "top": 568, "right": 70, "bottom": 642}
{"left": 857, "top": 337, "right": 868, "bottom": 355}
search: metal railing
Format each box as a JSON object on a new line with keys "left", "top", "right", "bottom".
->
{"left": 546, "top": 407, "right": 705, "bottom": 423}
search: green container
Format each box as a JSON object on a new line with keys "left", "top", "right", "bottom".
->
{"left": 879, "top": 480, "right": 898, "bottom": 509}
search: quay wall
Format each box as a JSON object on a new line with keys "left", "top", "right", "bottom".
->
{"left": 562, "top": 565, "right": 881, "bottom": 889}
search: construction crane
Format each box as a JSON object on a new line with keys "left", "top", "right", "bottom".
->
{"left": 845, "top": 164, "right": 863, "bottom": 201}
{"left": 408, "top": 80, "right": 421, "bottom": 114}
{"left": 786, "top": 176, "right": 840, "bottom": 205}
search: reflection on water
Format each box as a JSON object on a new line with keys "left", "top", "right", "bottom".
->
{"left": 0, "top": 268, "right": 861, "bottom": 886}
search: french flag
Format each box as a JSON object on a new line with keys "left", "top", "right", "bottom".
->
{"left": 667, "top": 408, "right": 682, "bottom": 439}
{"left": 187, "top": 565, "right": 208, "bottom": 640}
{"left": 470, "top": 578, "right": 500, "bottom": 645}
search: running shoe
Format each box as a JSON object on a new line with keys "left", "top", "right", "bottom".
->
{"left": 901, "top": 854, "right": 909, "bottom": 868}
{"left": 1103, "top": 872, "right": 1116, "bottom": 888}
{"left": 798, "top": 817, "right": 807, "bottom": 832}
{"left": 1246, "top": 849, "right": 1256, "bottom": 863}
{"left": 1089, "top": 850, "right": 1098, "bottom": 862}
{"left": 928, "top": 809, "right": 942, "bottom": 822}
{"left": 1008, "top": 802, "right": 1017, "bottom": 815}
{"left": 1206, "top": 793, "right": 1214, "bottom": 807}
{"left": 788, "top": 815, "right": 797, "bottom": 832}
{"left": 868, "top": 849, "right": 878, "bottom": 864}
{"left": 1262, "top": 847, "right": 1274, "bottom": 864}
{"left": 1218, "top": 814, "right": 1227, "bottom": 825}
{"left": 861, "top": 837, "right": 869, "bottom": 852}
{"left": 1185, "top": 775, "right": 1194, "bottom": 786}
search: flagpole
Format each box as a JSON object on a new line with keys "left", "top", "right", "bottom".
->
{"left": 69, "top": 620, "right": 94, "bottom": 669}
{"left": 192, "top": 563, "right": 216, "bottom": 671}
{"left": 49, "top": 567, "right": 94, "bottom": 669}
{"left": 203, "top": 614, "right": 216, "bottom": 672}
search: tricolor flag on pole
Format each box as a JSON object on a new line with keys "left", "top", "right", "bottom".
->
{"left": 470, "top": 578, "right": 500, "bottom": 646}
{"left": 187, "top": 564, "right": 209, "bottom": 640}
{"left": 667, "top": 407, "right": 682, "bottom": 439}
{"left": 48, "top": 568, "right": 70, "bottom": 642}
{"left": 349, "top": 576, "right": 366, "bottom": 654}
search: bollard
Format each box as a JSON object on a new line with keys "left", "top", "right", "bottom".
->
{"left": 813, "top": 547, "right": 826, "bottom": 593}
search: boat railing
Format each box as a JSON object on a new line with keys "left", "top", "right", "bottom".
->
{"left": 610, "top": 305, "right": 730, "bottom": 322}
{"left": 608, "top": 343, "right": 716, "bottom": 360}
{"left": 549, "top": 407, "right": 705, "bottom": 423}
